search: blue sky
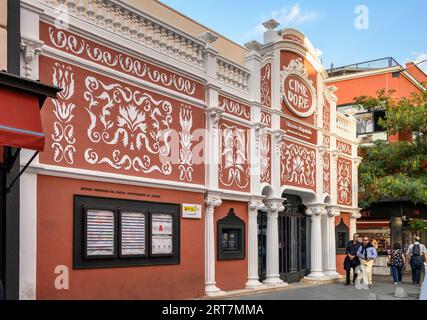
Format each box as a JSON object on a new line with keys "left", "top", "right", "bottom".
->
{"left": 161, "top": 0, "right": 427, "bottom": 72}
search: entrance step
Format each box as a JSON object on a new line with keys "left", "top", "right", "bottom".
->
{"left": 302, "top": 275, "right": 345, "bottom": 285}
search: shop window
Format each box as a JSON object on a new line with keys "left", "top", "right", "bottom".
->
{"left": 336, "top": 218, "right": 349, "bottom": 254}
{"left": 74, "top": 195, "right": 180, "bottom": 269}
{"left": 217, "top": 208, "right": 245, "bottom": 260}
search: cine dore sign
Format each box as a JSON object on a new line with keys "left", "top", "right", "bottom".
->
{"left": 281, "top": 58, "right": 317, "bottom": 118}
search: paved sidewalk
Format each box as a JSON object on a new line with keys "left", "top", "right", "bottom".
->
{"left": 226, "top": 275, "right": 421, "bottom": 300}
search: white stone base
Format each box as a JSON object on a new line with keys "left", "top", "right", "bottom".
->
{"left": 324, "top": 271, "right": 340, "bottom": 279}
{"left": 245, "top": 279, "right": 265, "bottom": 289}
{"left": 205, "top": 284, "right": 223, "bottom": 296}
{"left": 263, "top": 277, "right": 287, "bottom": 287}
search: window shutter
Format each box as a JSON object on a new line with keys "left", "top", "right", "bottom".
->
{"left": 85, "top": 209, "right": 115, "bottom": 257}
{"left": 120, "top": 211, "right": 146, "bottom": 256}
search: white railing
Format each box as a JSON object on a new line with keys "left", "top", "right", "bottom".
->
{"left": 217, "top": 57, "right": 250, "bottom": 92}
{"left": 336, "top": 112, "right": 357, "bottom": 141}
{"left": 44, "top": 0, "right": 206, "bottom": 69}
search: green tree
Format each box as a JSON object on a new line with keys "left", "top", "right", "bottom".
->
{"left": 355, "top": 88, "right": 427, "bottom": 214}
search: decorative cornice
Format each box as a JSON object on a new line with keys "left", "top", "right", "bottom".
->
{"left": 244, "top": 40, "right": 262, "bottom": 52}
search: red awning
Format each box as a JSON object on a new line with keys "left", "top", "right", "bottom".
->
{"left": 0, "top": 86, "right": 45, "bottom": 151}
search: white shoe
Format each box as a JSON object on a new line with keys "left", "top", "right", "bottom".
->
{"left": 394, "top": 282, "right": 398, "bottom": 285}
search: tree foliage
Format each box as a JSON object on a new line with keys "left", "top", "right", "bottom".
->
{"left": 355, "top": 88, "right": 427, "bottom": 209}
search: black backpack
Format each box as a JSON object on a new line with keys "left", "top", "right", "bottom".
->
{"left": 412, "top": 244, "right": 421, "bottom": 256}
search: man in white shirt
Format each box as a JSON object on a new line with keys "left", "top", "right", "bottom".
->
{"left": 406, "top": 236, "right": 427, "bottom": 285}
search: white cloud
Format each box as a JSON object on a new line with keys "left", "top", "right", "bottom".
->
{"left": 406, "top": 52, "right": 427, "bottom": 72}
{"left": 244, "top": 4, "right": 321, "bottom": 42}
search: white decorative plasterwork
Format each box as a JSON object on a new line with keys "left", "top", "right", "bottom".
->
{"left": 48, "top": 26, "right": 197, "bottom": 96}
{"left": 260, "top": 130, "right": 270, "bottom": 183}
{"left": 261, "top": 63, "right": 272, "bottom": 108}
{"left": 326, "top": 208, "right": 341, "bottom": 217}
{"left": 179, "top": 105, "right": 194, "bottom": 182}
{"left": 323, "top": 152, "right": 330, "bottom": 194}
{"left": 248, "top": 199, "right": 266, "bottom": 213}
{"left": 219, "top": 97, "right": 250, "bottom": 120}
{"left": 281, "top": 142, "right": 316, "bottom": 188}
{"left": 83, "top": 76, "right": 174, "bottom": 175}
{"left": 261, "top": 112, "right": 272, "bottom": 127}
{"left": 350, "top": 209, "right": 362, "bottom": 219}
{"left": 205, "top": 194, "right": 222, "bottom": 212}
{"left": 20, "top": 37, "right": 44, "bottom": 78}
{"left": 51, "top": 63, "right": 76, "bottom": 164}
{"left": 305, "top": 206, "right": 326, "bottom": 216}
{"left": 280, "top": 58, "right": 317, "bottom": 118}
{"left": 218, "top": 123, "right": 250, "bottom": 189}
{"left": 337, "top": 158, "right": 352, "bottom": 205}
{"left": 265, "top": 199, "right": 285, "bottom": 215}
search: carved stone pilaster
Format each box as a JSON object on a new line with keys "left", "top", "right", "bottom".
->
{"left": 20, "top": 37, "right": 44, "bottom": 79}
{"left": 204, "top": 194, "right": 222, "bottom": 295}
{"left": 273, "top": 130, "right": 284, "bottom": 156}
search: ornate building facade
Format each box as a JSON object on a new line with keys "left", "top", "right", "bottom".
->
{"left": 18, "top": 0, "right": 360, "bottom": 299}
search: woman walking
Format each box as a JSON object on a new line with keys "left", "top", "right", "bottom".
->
{"left": 388, "top": 242, "right": 405, "bottom": 285}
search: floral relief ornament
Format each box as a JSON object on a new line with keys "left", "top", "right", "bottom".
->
{"left": 48, "top": 26, "right": 197, "bottom": 96}
{"left": 337, "top": 158, "right": 352, "bottom": 205}
{"left": 219, "top": 123, "right": 250, "bottom": 189}
{"left": 83, "top": 76, "right": 174, "bottom": 175}
{"left": 281, "top": 142, "right": 316, "bottom": 188}
{"left": 51, "top": 63, "right": 76, "bottom": 164}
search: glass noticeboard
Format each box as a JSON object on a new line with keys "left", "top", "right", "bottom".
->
{"left": 221, "top": 229, "right": 240, "bottom": 251}
{"left": 151, "top": 213, "right": 173, "bottom": 255}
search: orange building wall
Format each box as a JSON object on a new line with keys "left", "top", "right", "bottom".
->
{"left": 36, "top": 175, "right": 205, "bottom": 300}
{"left": 214, "top": 200, "right": 248, "bottom": 291}
{"left": 335, "top": 212, "right": 351, "bottom": 275}
{"left": 330, "top": 72, "right": 423, "bottom": 105}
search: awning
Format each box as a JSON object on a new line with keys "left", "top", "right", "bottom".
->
{"left": 0, "top": 71, "right": 61, "bottom": 152}
{"left": 0, "top": 86, "right": 45, "bottom": 151}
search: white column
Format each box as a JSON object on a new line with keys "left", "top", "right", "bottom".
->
{"left": 305, "top": 205, "right": 327, "bottom": 279}
{"left": 246, "top": 199, "right": 265, "bottom": 289}
{"left": 204, "top": 194, "right": 222, "bottom": 295}
{"left": 324, "top": 207, "right": 341, "bottom": 278}
{"left": 350, "top": 209, "right": 362, "bottom": 239}
{"left": 263, "top": 199, "right": 285, "bottom": 286}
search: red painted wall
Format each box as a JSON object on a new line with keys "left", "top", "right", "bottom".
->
{"left": 36, "top": 175, "right": 205, "bottom": 299}
{"left": 330, "top": 72, "right": 423, "bottom": 106}
{"left": 214, "top": 200, "right": 248, "bottom": 291}
{"left": 336, "top": 212, "right": 350, "bottom": 275}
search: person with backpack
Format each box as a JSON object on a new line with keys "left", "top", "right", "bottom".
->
{"left": 357, "top": 236, "right": 378, "bottom": 289}
{"left": 406, "top": 236, "right": 427, "bottom": 285}
{"left": 388, "top": 242, "right": 405, "bottom": 285}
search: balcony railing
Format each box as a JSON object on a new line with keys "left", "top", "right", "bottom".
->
{"left": 327, "top": 57, "right": 401, "bottom": 77}
{"left": 217, "top": 57, "right": 250, "bottom": 92}
{"left": 44, "top": 0, "right": 206, "bottom": 69}
{"left": 336, "top": 112, "right": 357, "bottom": 141}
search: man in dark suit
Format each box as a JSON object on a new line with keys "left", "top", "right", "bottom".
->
{"left": 344, "top": 233, "right": 361, "bottom": 285}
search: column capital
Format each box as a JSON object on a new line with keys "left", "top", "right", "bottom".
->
{"left": 326, "top": 207, "right": 341, "bottom": 218}
{"left": 350, "top": 209, "right": 362, "bottom": 219}
{"left": 264, "top": 198, "right": 284, "bottom": 215}
{"left": 205, "top": 194, "right": 222, "bottom": 209}
{"left": 20, "top": 36, "right": 44, "bottom": 79}
{"left": 248, "top": 199, "right": 266, "bottom": 212}
{"left": 305, "top": 205, "right": 327, "bottom": 216}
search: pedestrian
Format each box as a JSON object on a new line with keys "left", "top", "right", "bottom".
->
{"left": 406, "top": 236, "right": 427, "bottom": 285}
{"left": 387, "top": 242, "right": 405, "bottom": 285}
{"left": 343, "top": 233, "right": 361, "bottom": 285}
{"left": 357, "top": 236, "right": 378, "bottom": 289}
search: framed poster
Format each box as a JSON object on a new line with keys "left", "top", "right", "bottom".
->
{"left": 151, "top": 213, "right": 173, "bottom": 256}
{"left": 119, "top": 211, "right": 146, "bottom": 257}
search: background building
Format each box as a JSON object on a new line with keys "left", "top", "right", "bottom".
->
{"left": 327, "top": 57, "right": 427, "bottom": 274}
